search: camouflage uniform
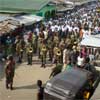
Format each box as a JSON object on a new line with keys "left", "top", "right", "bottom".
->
{"left": 32, "top": 33, "right": 37, "bottom": 53}
{"left": 53, "top": 46, "right": 61, "bottom": 64}
{"left": 16, "top": 41, "right": 24, "bottom": 63}
{"left": 47, "top": 39, "right": 53, "bottom": 62}
{"left": 40, "top": 44, "right": 47, "bottom": 68}
{"left": 26, "top": 44, "right": 33, "bottom": 65}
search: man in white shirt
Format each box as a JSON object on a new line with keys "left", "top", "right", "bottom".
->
{"left": 77, "top": 53, "right": 84, "bottom": 67}
{"left": 51, "top": 24, "right": 55, "bottom": 32}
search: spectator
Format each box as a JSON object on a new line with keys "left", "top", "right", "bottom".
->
{"left": 83, "top": 57, "right": 97, "bottom": 81}
{"left": 5, "top": 55, "right": 15, "bottom": 90}
{"left": 77, "top": 52, "right": 84, "bottom": 68}
{"left": 66, "top": 60, "right": 72, "bottom": 71}
{"left": 37, "top": 80, "right": 44, "bottom": 100}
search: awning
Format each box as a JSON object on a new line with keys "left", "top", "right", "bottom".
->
{"left": 14, "top": 14, "right": 43, "bottom": 25}
{"left": 0, "top": 15, "right": 11, "bottom": 22}
{"left": 0, "top": 17, "right": 20, "bottom": 34}
{"left": 80, "top": 36, "right": 100, "bottom": 48}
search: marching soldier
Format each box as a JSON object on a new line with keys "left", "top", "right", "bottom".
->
{"left": 5, "top": 55, "right": 15, "bottom": 90}
{"left": 53, "top": 45, "right": 58, "bottom": 64}
{"left": 40, "top": 43, "right": 47, "bottom": 68}
{"left": 38, "top": 32, "right": 44, "bottom": 59}
{"left": 65, "top": 38, "right": 72, "bottom": 49}
{"left": 62, "top": 46, "right": 67, "bottom": 71}
{"left": 59, "top": 39, "right": 65, "bottom": 63}
{"left": 56, "top": 48, "right": 62, "bottom": 64}
{"left": 47, "top": 38, "right": 53, "bottom": 62}
{"left": 53, "top": 32, "right": 59, "bottom": 46}
{"left": 16, "top": 40, "right": 24, "bottom": 63}
{"left": 26, "top": 44, "right": 33, "bottom": 65}
{"left": 53, "top": 44, "right": 61, "bottom": 65}
{"left": 32, "top": 32, "right": 37, "bottom": 53}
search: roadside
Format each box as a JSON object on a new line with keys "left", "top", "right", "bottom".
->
{"left": 0, "top": 56, "right": 54, "bottom": 100}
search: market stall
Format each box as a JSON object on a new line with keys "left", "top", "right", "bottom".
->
{"left": 0, "top": 18, "right": 20, "bottom": 35}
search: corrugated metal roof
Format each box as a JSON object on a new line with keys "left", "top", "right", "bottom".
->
{"left": 0, "top": 0, "right": 50, "bottom": 13}
{"left": 0, "top": 15, "right": 10, "bottom": 22}
{"left": 51, "top": 0, "right": 96, "bottom": 5}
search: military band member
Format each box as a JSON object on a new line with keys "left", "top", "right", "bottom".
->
{"left": 32, "top": 32, "right": 37, "bottom": 53}
{"left": 62, "top": 47, "right": 67, "bottom": 71}
{"left": 26, "top": 45, "right": 33, "bottom": 65}
{"left": 38, "top": 32, "right": 44, "bottom": 59}
{"left": 16, "top": 40, "right": 24, "bottom": 63}
{"left": 53, "top": 45, "right": 61, "bottom": 65}
{"left": 56, "top": 48, "right": 62, "bottom": 64}
{"left": 53, "top": 45, "right": 58, "bottom": 64}
{"left": 59, "top": 39, "right": 65, "bottom": 63}
{"left": 40, "top": 43, "right": 47, "bottom": 68}
{"left": 53, "top": 34, "right": 59, "bottom": 46}
{"left": 47, "top": 38, "right": 53, "bottom": 62}
{"left": 38, "top": 39, "right": 43, "bottom": 59}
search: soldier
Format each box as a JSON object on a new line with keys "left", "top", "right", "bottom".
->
{"left": 40, "top": 43, "right": 47, "bottom": 68}
{"left": 56, "top": 48, "right": 62, "bottom": 64}
{"left": 26, "top": 44, "right": 33, "bottom": 65}
{"left": 5, "top": 55, "right": 15, "bottom": 90}
{"left": 65, "top": 37, "right": 71, "bottom": 49}
{"left": 59, "top": 39, "right": 65, "bottom": 63}
{"left": 53, "top": 44, "right": 59, "bottom": 64}
{"left": 47, "top": 37, "right": 53, "bottom": 62}
{"left": 53, "top": 44, "right": 61, "bottom": 65}
{"left": 62, "top": 46, "right": 67, "bottom": 71}
{"left": 38, "top": 32, "right": 44, "bottom": 59}
{"left": 53, "top": 32, "right": 59, "bottom": 46}
{"left": 32, "top": 32, "right": 37, "bottom": 53}
{"left": 16, "top": 40, "right": 24, "bottom": 63}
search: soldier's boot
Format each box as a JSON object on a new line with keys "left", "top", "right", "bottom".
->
{"left": 17, "top": 56, "right": 22, "bottom": 63}
{"left": 30, "top": 58, "right": 32, "bottom": 65}
{"left": 38, "top": 49, "right": 41, "bottom": 59}
{"left": 10, "top": 83, "right": 13, "bottom": 90}
{"left": 28, "top": 57, "right": 32, "bottom": 65}
{"left": 41, "top": 64, "right": 43, "bottom": 67}
{"left": 19, "top": 56, "right": 22, "bottom": 63}
{"left": 49, "top": 52, "right": 52, "bottom": 61}
{"left": 43, "top": 64, "right": 46, "bottom": 68}
{"left": 49, "top": 56, "right": 52, "bottom": 61}
{"left": 6, "top": 82, "right": 9, "bottom": 89}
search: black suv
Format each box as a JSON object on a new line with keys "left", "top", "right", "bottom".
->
{"left": 44, "top": 67, "right": 100, "bottom": 100}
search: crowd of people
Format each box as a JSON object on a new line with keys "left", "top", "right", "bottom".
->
{"left": 0, "top": 0, "right": 100, "bottom": 95}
